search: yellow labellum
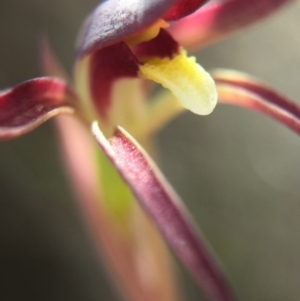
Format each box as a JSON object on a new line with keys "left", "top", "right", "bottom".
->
{"left": 140, "top": 49, "right": 218, "bottom": 115}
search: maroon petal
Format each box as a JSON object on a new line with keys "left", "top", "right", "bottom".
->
{"left": 169, "top": 0, "right": 294, "bottom": 50}
{"left": 134, "top": 29, "right": 180, "bottom": 60}
{"left": 89, "top": 42, "right": 139, "bottom": 123}
{"left": 77, "top": 0, "right": 177, "bottom": 57}
{"left": 92, "top": 123, "right": 237, "bottom": 301}
{"left": 0, "top": 77, "right": 76, "bottom": 140}
{"left": 213, "top": 69, "right": 300, "bottom": 135}
{"left": 163, "top": 0, "right": 210, "bottom": 21}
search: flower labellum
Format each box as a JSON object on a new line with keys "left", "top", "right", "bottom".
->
{"left": 1, "top": 1, "right": 299, "bottom": 301}
{"left": 139, "top": 47, "right": 217, "bottom": 115}
{"left": 76, "top": 0, "right": 218, "bottom": 137}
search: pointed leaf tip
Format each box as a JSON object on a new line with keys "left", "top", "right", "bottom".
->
{"left": 0, "top": 77, "right": 76, "bottom": 140}
{"left": 92, "top": 122, "right": 237, "bottom": 301}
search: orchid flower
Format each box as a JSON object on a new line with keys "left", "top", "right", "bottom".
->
{"left": 1, "top": 1, "right": 299, "bottom": 301}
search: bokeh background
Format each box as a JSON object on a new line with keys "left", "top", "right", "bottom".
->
{"left": 0, "top": 1, "right": 300, "bottom": 300}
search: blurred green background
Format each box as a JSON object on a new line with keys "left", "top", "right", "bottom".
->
{"left": 0, "top": 1, "right": 299, "bottom": 300}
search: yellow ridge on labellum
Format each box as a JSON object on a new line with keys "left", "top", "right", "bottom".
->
{"left": 140, "top": 49, "right": 218, "bottom": 115}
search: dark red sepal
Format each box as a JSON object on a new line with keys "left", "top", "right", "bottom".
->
{"left": 92, "top": 124, "right": 238, "bottom": 301}
{"left": 78, "top": 0, "right": 177, "bottom": 57}
{"left": 89, "top": 42, "right": 140, "bottom": 122}
{"left": 134, "top": 29, "right": 180, "bottom": 60}
{"left": 169, "top": 0, "right": 294, "bottom": 50}
{"left": 163, "top": 0, "right": 209, "bottom": 21}
{"left": 212, "top": 70, "right": 300, "bottom": 136}
{"left": 0, "top": 77, "right": 76, "bottom": 140}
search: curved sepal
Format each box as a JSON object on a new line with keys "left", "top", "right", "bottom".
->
{"left": 169, "top": 0, "right": 294, "bottom": 50}
{"left": 0, "top": 78, "right": 76, "bottom": 140}
{"left": 77, "top": 0, "right": 176, "bottom": 57}
{"left": 92, "top": 123, "right": 237, "bottom": 301}
{"left": 213, "top": 69, "right": 300, "bottom": 135}
{"left": 56, "top": 115, "right": 179, "bottom": 301}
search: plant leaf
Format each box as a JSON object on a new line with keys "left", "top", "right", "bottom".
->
{"left": 92, "top": 123, "right": 237, "bottom": 301}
